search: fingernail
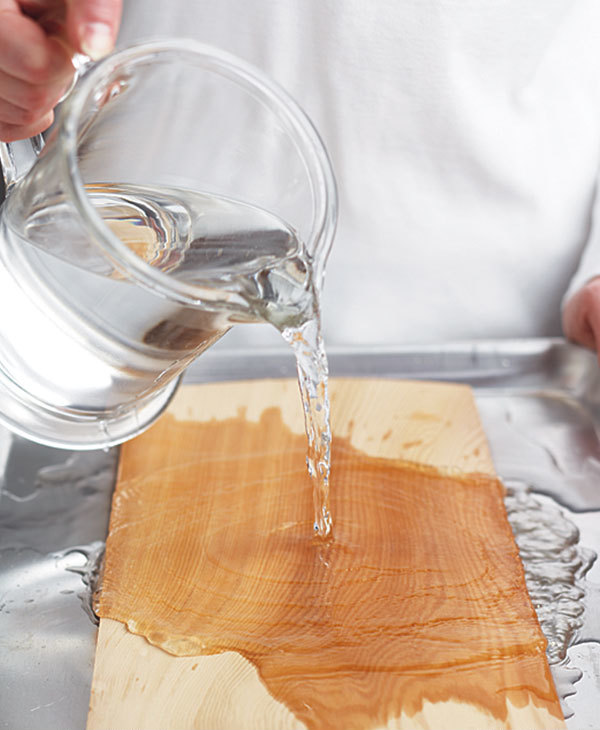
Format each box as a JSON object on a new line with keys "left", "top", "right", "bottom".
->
{"left": 80, "top": 22, "right": 114, "bottom": 61}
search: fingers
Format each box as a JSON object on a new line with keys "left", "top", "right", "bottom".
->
{"left": 0, "top": 7, "right": 73, "bottom": 84}
{"left": 0, "top": 0, "right": 122, "bottom": 142}
{"left": 0, "top": 67, "right": 68, "bottom": 111}
{"left": 66, "top": 0, "right": 122, "bottom": 60}
{"left": 0, "top": 110, "right": 54, "bottom": 142}
{"left": 562, "top": 277, "right": 600, "bottom": 357}
{"left": 20, "top": 0, "right": 67, "bottom": 34}
{"left": 0, "top": 4, "right": 73, "bottom": 141}
{"left": 0, "top": 96, "right": 50, "bottom": 125}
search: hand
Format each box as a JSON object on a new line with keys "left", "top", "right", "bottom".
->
{"left": 562, "top": 276, "right": 600, "bottom": 360}
{"left": 0, "top": 0, "right": 122, "bottom": 142}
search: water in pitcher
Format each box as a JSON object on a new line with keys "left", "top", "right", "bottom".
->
{"left": 0, "top": 183, "right": 332, "bottom": 536}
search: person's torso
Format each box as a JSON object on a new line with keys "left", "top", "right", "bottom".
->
{"left": 118, "top": 0, "right": 600, "bottom": 345}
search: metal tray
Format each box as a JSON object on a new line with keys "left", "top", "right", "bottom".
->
{"left": 1, "top": 337, "right": 599, "bottom": 730}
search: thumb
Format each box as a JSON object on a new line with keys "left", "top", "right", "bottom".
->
{"left": 66, "top": 0, "right": 123, "bottom": 60}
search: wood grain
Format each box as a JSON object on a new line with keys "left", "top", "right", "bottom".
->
{"left": 87, "top": 378, "right": 565, "bottom": 730}
{"left": 90, "top": 619, "right": 564, "bottom": 730}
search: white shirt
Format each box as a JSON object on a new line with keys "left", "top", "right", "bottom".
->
{"left": 117, "top": 0, "right": 600, "bottom": 347}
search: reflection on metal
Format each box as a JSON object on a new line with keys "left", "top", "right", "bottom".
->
{"left": 1, "top": 337, "right": 600, "bottom": 729}
{"left": 504, "top": 480, "right": 597, "bottom": 719}
{"left": 0, "top": 446, "right": 116, "bottom": 730}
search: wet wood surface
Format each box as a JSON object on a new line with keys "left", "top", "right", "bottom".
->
{"left": 87, "top": 378, "right": 565, "bottom": 730}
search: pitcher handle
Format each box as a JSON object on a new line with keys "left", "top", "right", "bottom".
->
{"left": 0, "top": 53, "right": 91, "bottom": 203}
{"left": 0, "top": 135, "right": 45, "bottom": 199}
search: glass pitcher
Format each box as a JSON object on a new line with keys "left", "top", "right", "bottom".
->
{"left": 0, "top": 40, "right": 337, "bottom": 450}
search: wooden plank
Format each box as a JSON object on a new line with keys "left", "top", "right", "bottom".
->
{"left": 87, "top": 378, "right": 565, "bottom": 730}
{"left": 89, "top": 619, "right": 564, "bottom": 730}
